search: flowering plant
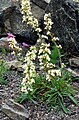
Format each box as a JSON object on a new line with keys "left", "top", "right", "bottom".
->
{"left": 12, "top": 0, "right": 78, "bottom": 113}
{"left": 7, "top": 32, "right": 22, "bottom": 55}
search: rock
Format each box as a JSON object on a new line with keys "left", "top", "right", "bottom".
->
{"left": 0, "top": 0, "right": 19, "bottom": 34}
{"left": 31, "top": 0, "right": 50, "bottom": 9}
{"left": 9, "top": 8, "right": 28, "bottom": 35}
{"left": 0, "top": 0, "right": 47, "bottom": 46}
{"left": 69, "top": 57, "right": 79, "bottom": 67}
{"left": 67, "top": 68, "right": 79, "bottom": 77}
{"left": 31, "top": 3, "right": 44, "bottom": 20}
{"left": 45, "top": 0, "right": 79, "bottom": 54}
{"left": 0, "top": 0, "right": 28, "bottom": 35}
{"left": 0, "top": 0, "right": 18, "bottom": 11}
{"left": 0, "top": 0, "right": 47, "bottom": 35}
{"left": 5, "top": 60, "right": 22, "bottom": 70}
{"left": 0, "top": 37, "right": 10, "bottom": 50}
{"left": 1, "top": 0, "right": 79, "bottom": 54}
{"left": 1, "top": 99, "right": 29, "bottom": 120}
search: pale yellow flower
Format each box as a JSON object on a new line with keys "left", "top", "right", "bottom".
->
{"left": 21, "top": 85, "right": 28, "bottom": 94}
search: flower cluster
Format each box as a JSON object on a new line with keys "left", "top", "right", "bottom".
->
{"left": 38, "top": 43, "right": 53, "bottom": 79}
{"left": 7, "top": 33, "right": 22, "bottom": 54}
{"left": 21, "top": 0, "right": 62, "bottom": 92}
{"left": 21, "top": 46, "right": 37, "bottom": 93}
{"left": 13, "top": 0, "right": 77, "bottom": 113}
{"left": 44, "top": 13, "right": 53, "bottom": 35}
{"left": 38, "top": 36, "right": 61, "bottom": 81}
{"left": 21, "top": 0, "right": 41, "bottom": 32}
{"left": 46, "top": 69, "right": 61, "bottom": 81}
{"left": 38, "top": 37, "right": 52, "bottom": 71}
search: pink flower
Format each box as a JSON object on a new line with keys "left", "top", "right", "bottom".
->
{"left": 7, "top": 33, "right": 15, "bottom": 38}
{"left": 22, "top": 42, "right": 29, "bottom": 47}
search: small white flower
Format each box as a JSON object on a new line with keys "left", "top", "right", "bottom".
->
{"left": 47, "top": 31, "right": 51, "bottom": 35}
{"left": 30, "top": 78, "right": 35, "bottom": 84}
{"left": 36, "top": 28, "right": 42, "bottom": 32}
{"left": 61, "top": 63, "right": 66, "bottom": 68}
{"left": 57, "top": 45, "right": 62, "bottom": 49}
{"left": 21, "top": 85, "right": 28, "bottom": 94}
{"left": 11, "top": 51, "right": 15, "bottom": 55}
{"left": 41, "top": 35, "right": 48, "bottom": 39}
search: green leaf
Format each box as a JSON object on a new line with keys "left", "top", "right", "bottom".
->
{"left": 46, "top": 93, "right": 56, "bottom": 102}
{"left": 44, "top": 88, "right": 57, "bottom": 95}
{"left": 19, "top": 93, "right": 28, "bottom": 103}
{"left": 30, "top": 98, "right": 39, "bottom": 105}
{"left": 46, "top": 95, "right": 57, "bottom": 105}
{"left": 68, "top": 94, "right": 78, "bottom": 105}
{"left": 57, "top": 92, "right": 63, "bottom": 100}
{"left": 58, "top": 97, "right": 69, "bottom": 113}
{"left": 50, "top": 45, "right": 59, "bottom": 64}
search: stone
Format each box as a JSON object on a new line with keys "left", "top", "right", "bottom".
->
{"left": 0, "top": 0, "right": 19, "bottom": 33}
{"left": 1, "top": 99, "right": 29, "bottom": 120}
{"left": 0, "top": 0, "right": 48, "bottom": 35}
{"left": 9, "top": 8, "right": 28, "bottom": 35}
{"left": 69, "top": 57, "right": 79, "bottom": 67}
{"left": 0, "top": 0, "right": 17, "bottom": 11}
{"left": 0, "top": 0, "right": 28, "bottom": 35}
{"left": 67, "top": 68, "right": 79, "bottom": 77}
{"left": 31, "top": 3, "right": 44, "bottom": 20}
{"left": 1, "top": 0, "right": 79, "bottom": 54}
{"left": 9, "top": 1, "right": 44, "bottom": 34}
{"left": 45, "top": 0, "right": 79, "bottom": 54}
{"left": 0, "top": 37, "right": 10, "bottom": 50}
{"left": 31, "top": 0, "right": 49, "bottom": 9}
{"left": 0, "top": 0, "right": 47, "bottom": 47}
{"left": 6, "top": 60, "right": 22, "bottom": 70}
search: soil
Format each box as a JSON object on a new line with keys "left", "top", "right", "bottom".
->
{"left": 0, "top": 51, "right": 79, "bottom": 120}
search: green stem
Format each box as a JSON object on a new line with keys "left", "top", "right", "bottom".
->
{"left": 53, "top": 41, "right": 62, "bottom": 68}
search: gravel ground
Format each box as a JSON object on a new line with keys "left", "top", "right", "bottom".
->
{"left": 0, "top": 52, "right": 79, "bottom": 120}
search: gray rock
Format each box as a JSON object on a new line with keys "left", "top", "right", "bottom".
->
{"left": 31, "top": 3, "right": 44, "bottom": 20}
{"left": 0, "top": 0, "right": 46, "bottom": 35}
{"left": 1, "top": 99, "right": 29, "bottom": 120}
{"left": 9, "top": 8, "right": 28, "bottom": 35}
{"left": 6, "top": 60, "right": 22, "bottom": 70}
{"left": 31, "top": 0, "right": 49, "bottom": 9}
{"left": 0, "top": 37, "right": 10, "bottom": 50}
{"left": 0, "top": 0, "right": 16, "bottom": 11}
{"left": 45, "top": 0, "right": 79, "bottom": 54}
{"left": 0, "top": 0, "right": 28, "bottom": 34}
{"left": 9, "top": 2, "right": 44, "bottom": 34}
{"left": 69, "top": 57, "right": 79, "bottom": 67}
{"left": 67, "top": 68, "right": 79, "bottom": 77}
